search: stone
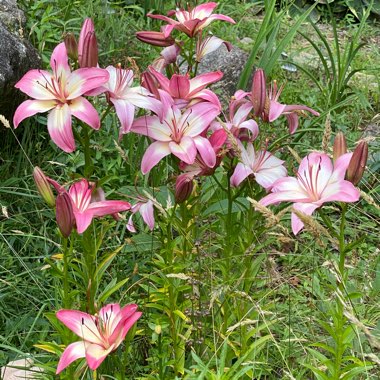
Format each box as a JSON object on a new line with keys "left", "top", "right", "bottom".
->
{"left": 0, "top": 0, "right": 41, "bottom": 119}
{"left": 1, "top": 358, "right": 44, "bottom": 379}
{"left": 197, "top": 44, "right": 249, "bottom": 103}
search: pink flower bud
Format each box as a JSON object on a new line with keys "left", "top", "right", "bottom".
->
{"left": 33, "top": 167, "right": 55, "bottom": 207}
{"left": 64, "top": 33, "right": 78, "bottom": 61}
{"left": 79, "top": 31, "right": 98, "bottom": 68}
{"left": 346, "top": 141, "right": 368, "bottom": 185}
{"left": 136, "top": 30, "right": 175, "bottom": 47}
{"left": 141, "top": 71, "right": 160, "bottom": 99}
{"left": 251, "top": 68, "right": 266, "bottom": 117}
{"left": 175, "top": 174, "right": 194, "bottom": 204}
{"left": 333, "top": 132, "right": 347, "bottom": 162}
{"left": 56, "top": 193, "right": 75, "bottom": 238}
{"left": 78, "top": 18, "right": 95, "bottom": 59}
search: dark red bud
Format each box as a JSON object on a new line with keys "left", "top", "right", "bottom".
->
{"left": 175, "top": 175, "right": 194, "bottom": 203}
{"left": 64, "top": 33, "right": 78, "bottom": 61}
{"left": 56, "top": 193, "right": 75, "bottom": 238}
{"left": 346, "top": 141, "right": 368, "bottom": 185}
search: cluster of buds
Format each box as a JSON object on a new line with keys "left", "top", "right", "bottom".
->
{"left": 333, "top": 132, "right": 369, "bottom": 185}
{"left": 64, "top": 18, "right": 98, "bottom": 67}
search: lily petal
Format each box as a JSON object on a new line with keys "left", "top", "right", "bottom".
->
{"left": 193, "top": 135, "right": 216, "bottom": 168}
{"left": 169, "top": 136, "right": 197, "bottom": 164}
{"left": 141, "top": 141, "right": 171, "bottom": 174}
{"left": 230, "top": 163, "right": 253, "bottom": 187}
{"left": 70, "top": 97, "right": 101, "bottom": 130}
{"left": 139, "top": 201, "right": 155, "bottom": 230}
{"left": 56, "top": 341, "right": 86, "bottom": 374}
{"left": 47, "top": 104, "right": 75, "bottom": 152}
{"left": 87, "top": 200, "right": 131, "bottom": 217}
{"left": 56, "top": 310, "right": 103, "bottom": 345}
{"left": 13, "top": 99, "right": 56, "bottom": 128}
{"left": 291, "top": 203, "right": 319, "bottom": 235}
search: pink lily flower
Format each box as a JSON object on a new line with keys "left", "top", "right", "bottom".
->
{"left": 260, "top": 152, "right": 360, "bottom": 234}
{"left": 148, "top": 66, "right": 222, "bottom": 109}
{"left": 250, "top": 68, "right": 319, "bottom": 134}
{"left": 212, "top": 90, "right": 259, "bottom": 141}
{"left": 101, "top": 65, "right": 160, "bottom": 135}
{"left": 148, "top": 2, "right": 235, "bottom": 38}
{"left": 127, "top": 198, "right": 155, "bottom": 232}
{"left": 56, "top": 303, "right": 141, "bottom": 373}
{"left": 131, "top": 93, "right": 220, "bottom": 174}
{"left": 13, "top": 43, "right": 109, "bottom": 152}
{"left": 49, "top": 178, "right": 131, "bottom": 234}
{"left": 231, "top": 141, "right": 287, "bottom": 190}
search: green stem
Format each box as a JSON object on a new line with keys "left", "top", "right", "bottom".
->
{"left": 62, "top": 237, "right": 70, "bottom": 309}
{"left": 82, "top": 125, "right": 93, "bottom": 178}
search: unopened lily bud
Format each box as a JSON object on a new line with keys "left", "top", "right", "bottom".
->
{"left": 333, "top": 131, "right": 347, "bottom": 162}
{"left": 56, "top": 193, "right": 75, "bottom": 238}
{"left": 175, "top": 175, "right": 194, "bottom": 204}
{"left": 79, "top": 31, "right": 98, "bottom": 67}
{"left": 33, "top": 167, "right": 55, "bottom": 207}
{"left": 78, "top": 18, "right": 95, "bottom": 59}
{"left": 64, "top": 33, "right": 78, "bottom": 61}
{"left": 141, "top": 71, "right": 160, "bottom": 98}
{"left": 251, "top": 68, "right": 266, "bottom": 117}
{"left": 346, "top": 141, "right": 368, "bottom": 185}
{"left": 136, "top": 30, "right": 175, "bottom": 47}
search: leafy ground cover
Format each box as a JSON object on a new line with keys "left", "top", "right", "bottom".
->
{"left": 0, "top": 1, "right": 379, "bottom": 379}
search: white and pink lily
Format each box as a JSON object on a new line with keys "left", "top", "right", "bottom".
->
{"left": 13, "top": 43, "right": 109, "bottom": 152}
{"left": 127, "top": 198, "right": 155, "bottom": 233}
{"left": 131, "top": 93, "right": 220, "bottom": 174}
{"left": 148, "top": 2, "right": 235, "bottom": 38}
{"left": 230, "top": 142, "right": 287, "bottom": 190}
{"left": 260, "top": 152, "right": 360, "bottom": 234}
{"left": 148, "top": 66, "right": 222, "bottom": 109}
{"left": 49, "top": 178, "right": 131, "bottom": 234}
{"left": 56, "top": 303, "right": 141, "bottom": 373}
{"left": 101, "top": 65, "right": 160, "bottom": 135}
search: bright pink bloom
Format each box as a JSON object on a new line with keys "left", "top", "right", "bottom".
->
{"left": 56, "top": 303, "right": 141, "bottom": 373}
{"left": 127, "top": 198, "right": 155, "bottom": 232}
{"left": 260, "top": 152, "right": 360, "bottom": 234}
{"left": 250, "top": 69, "right": 319, "bottom": 134}
{"left": 131, "top": 93, "right": 220, "bottom": 174}
{"left": 49, "top": 178, "right": 131, "bottom": 233}
{"left": 231, "top": 142, "right": 287, "bottom": 190}
{"left": 13, "top": 43, "right": 109, "bottom": 152}
{"left": 196, "top": 35, "right": 232, "bottom": 62}
{"left": 101, "top": 65, "right": 160, "bottom": 135}
{"left": 148, "top": 2, "right": 235, "bottom": 38}
{"left": 148, "top": 66, "right": 222, "bottom": 109}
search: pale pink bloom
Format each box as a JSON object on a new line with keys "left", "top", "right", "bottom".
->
{"left": 127, "top": 198, "right": 155, "bottom": 232}
{"left": 152, "top": 44, "right": 181, "bottom": 72}
{"left": 136, "top": 26, "right": 175, "bottom": 47}
{"left": 148, "top": 2, "right": 235, "bottom": 38}
{"left": 196, "top": 34, "right": 232, "bottom": 62}
{"left": 56, "top": 303, "right": 141, "bottom": 373}
{"left": 250, "top": 68, "right": 319, "bottom": 134}
{"left": 131, "top": 93, "right": 220, "bottom": 174}
{"left": 148, "top": 66, "right": 222, "bottom": 109}
{"left": 49, "top": 178, "right": 131, "bottom": 234}
{"left": 101, "top": 65, "right": 160, "bottom": 135}
{"left": 230, "top": 142, "right": 287, "bottom": 190}
{"left": 260, "top": 152, "right": 360, "bottom": 234}
{"left": 13, "top": 43, "right": 109, "bottom": 152}
{"left": 212, "top": 90, "right": 258, "bottom": 141}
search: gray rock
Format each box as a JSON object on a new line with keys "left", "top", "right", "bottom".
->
{"left": 0, "top": 0, "right": 40, "bottom": 119}
{"left": 197, "top": 44, "right": 249, "bottom": 103}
